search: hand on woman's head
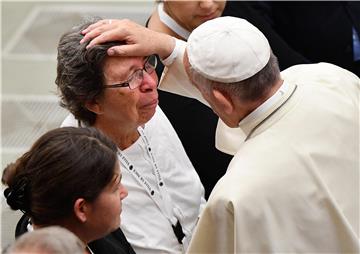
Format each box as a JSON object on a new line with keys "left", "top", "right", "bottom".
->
{"left": 80, "top": 19, "right": 175, "bottom": 59}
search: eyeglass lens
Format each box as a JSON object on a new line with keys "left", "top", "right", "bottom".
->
{"left": 129, "top": 55, "right": 157, "bottom": 89}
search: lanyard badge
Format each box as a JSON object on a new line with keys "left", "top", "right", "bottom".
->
{"left": 118, "top": 127, "right": 186, "bottom": 244}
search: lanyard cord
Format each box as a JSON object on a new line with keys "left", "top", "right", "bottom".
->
{"left": 117, "top": 127, "right": 178, "bottom": 226}
{"left": 75, "top": 120, "right": 184, "bottom": 241}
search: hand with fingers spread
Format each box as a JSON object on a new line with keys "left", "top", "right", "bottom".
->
{"left": 80, "top": 19, "right": 176, "bottom": 59}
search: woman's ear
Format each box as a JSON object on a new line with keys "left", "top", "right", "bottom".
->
{"left": 211, "top": 88, "right": 235, "bottom": 115}
{"left": 85, "top": 99, "right": 103, "bottom": 115}
{"left": 74, "top": 198, "right": 88, "bottom": 223}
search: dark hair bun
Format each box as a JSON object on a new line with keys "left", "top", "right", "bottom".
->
{"left": 4, "top": 177, "right": 30, "bottom": 213}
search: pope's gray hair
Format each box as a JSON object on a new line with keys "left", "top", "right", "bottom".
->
{"left": 188, "top": 52, "right": 281, "bottom": 102}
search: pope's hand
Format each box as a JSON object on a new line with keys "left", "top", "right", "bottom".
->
{"left": 80, "top": 19, "right": 175, "bottom": 59}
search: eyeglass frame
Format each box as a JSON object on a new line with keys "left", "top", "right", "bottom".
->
{"left": 103, "top": 55, "right": 158, "bottom": 90}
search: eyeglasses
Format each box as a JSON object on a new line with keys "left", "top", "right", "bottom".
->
{"left": 104, "top": 55, "right": 158, "bottom": 90}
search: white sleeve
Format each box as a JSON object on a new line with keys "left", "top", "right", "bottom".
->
{"left": 60, "top": 113, "right": 79, "bottom": 127}
{"left": 160, "top": 37, "right": 183, "bottom": 66}
{"left": 159, "top": 39, "right": 244, "bottom": 156}
{"left": 159, "top": 39, "right": 209, "bottom": 106}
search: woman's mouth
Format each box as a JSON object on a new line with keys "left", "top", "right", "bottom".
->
{"left": 143, "top": 99, "right": 158, "bottom": 109}
{"left": 198, "top": 11, "right": 218, "bottom": 21}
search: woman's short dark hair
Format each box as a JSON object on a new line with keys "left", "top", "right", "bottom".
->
{"left": 56, "top": 18, "right": 122, "bottom": 126}
{"left": 2, "top": 127, "right": 118, "bottom": 226}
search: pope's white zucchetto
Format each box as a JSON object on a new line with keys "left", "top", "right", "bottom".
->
{"left": 187, "top": 16, "right": 271, "bottom": 83}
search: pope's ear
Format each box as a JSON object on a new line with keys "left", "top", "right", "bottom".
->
{"left": 211, "top": 88, "right": 235, "bottom": 115}
{"left": 73, "top": 198, "right": 88, "bottom": 223}
{"left": 85, "top": 99, "right": 102, "bottom": 115}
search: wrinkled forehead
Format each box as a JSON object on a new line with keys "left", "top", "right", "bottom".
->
{"left": 103, "top": 56, "right": 147, "bottom": 82}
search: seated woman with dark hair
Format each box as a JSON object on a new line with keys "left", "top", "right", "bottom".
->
{"left": 2, "top": 127, "right": 133, "bottom": 254}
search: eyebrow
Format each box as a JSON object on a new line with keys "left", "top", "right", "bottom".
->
{"left": 112, "top": 57, "right": 148, "bottom": 83}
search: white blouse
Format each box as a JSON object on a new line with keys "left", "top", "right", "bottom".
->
{"left": 61, "top": 106, "right": 206, "bottom": 254}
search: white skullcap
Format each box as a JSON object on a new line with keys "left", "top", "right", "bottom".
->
{"left": 187, "top": 16, "right": 271, "bottom": 83}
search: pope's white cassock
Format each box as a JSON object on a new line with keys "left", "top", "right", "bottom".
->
{"left": 159, "top": 39, "right": 360, "bottom": 253}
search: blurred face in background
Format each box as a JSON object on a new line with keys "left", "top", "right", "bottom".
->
{"left": 163, "top": 0, "right": 226, "bottom": 31}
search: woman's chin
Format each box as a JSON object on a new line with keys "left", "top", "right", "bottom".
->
{"left": 140, "top": 108, "right": 157, "bottom": 125}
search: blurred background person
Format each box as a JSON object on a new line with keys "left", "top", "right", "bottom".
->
{"left": 57, "top": 19, "right": 205, "bottom": 253}
{"left": 2, "top": 127, "right": 132, "bottom": 254}
{"left": 4, "top": 226, "right": 85, "bottom": 254}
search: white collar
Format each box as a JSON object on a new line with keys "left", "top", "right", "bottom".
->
{"left": 157, "top": 2, "right": 191, "bottom": 39}
{"left": 239, "top": 81, "right": 290, "bottom": 126}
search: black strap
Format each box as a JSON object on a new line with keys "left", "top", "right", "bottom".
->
{"left": 172, "top": 220, "right": 185, "bottom": 244}
{"left": 15, "top": 214, "right": 31, "bottom": 238}
{"left": 88, "top": 228, "right": 136, "bottom": 254}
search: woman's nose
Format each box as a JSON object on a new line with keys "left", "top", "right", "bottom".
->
{"left": 139, "top": 71, "right": 158, "bottom": 91}
{"left": 119, "top": 184, "right": 128, "bottom": 200}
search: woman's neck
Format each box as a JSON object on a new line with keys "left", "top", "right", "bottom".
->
{"left": 148, "top": 4, "right": 189, "bottom": 40}
{"left": 93, "top": 121, "right": 140, "bottom": 150}
{"left": 113, "top": 130, "right": 140, "bottom": 150}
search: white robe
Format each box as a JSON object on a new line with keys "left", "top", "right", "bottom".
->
{"left": 159, "top": 40, "right": 360, "bottom": 253}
